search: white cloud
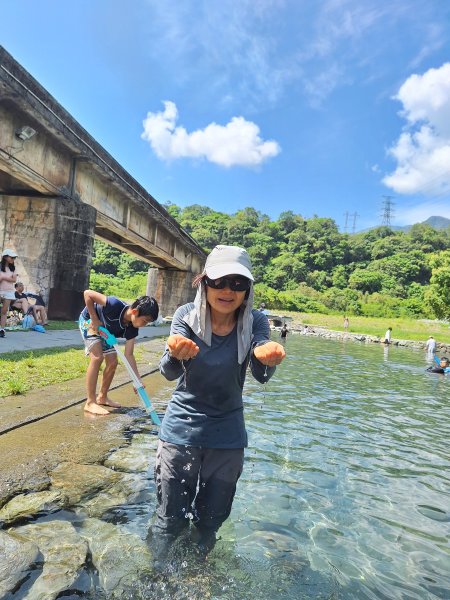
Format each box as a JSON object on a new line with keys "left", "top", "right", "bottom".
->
{"left": 141, "top": 101, "right": 281, "bottom": 168}
{"left": 383, "top": 63, "right": 450, "bottom": 196}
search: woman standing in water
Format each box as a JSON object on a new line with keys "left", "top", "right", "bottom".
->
{"left": 152, "top": 245, "right": 286, "bottom": 558}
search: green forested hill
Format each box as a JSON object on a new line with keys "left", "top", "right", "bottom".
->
{"left": 90, "top": 203, "right": 450, "bottom": 320}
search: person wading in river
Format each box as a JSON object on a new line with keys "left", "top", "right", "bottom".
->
{"left": 151, "top": 245, "right": 286, "bottom": 560}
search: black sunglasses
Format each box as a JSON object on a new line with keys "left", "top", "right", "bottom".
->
{"left": 205, "top": 275, "right": 251, "bottom": 292}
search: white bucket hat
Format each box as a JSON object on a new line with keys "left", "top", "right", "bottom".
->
{"left": 204, "top": 245, "right": 254, "bottom": 280}
{"left": 1, "top": 248, "right": 18, "bottom": 258}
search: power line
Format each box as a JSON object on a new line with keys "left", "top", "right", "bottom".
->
{"left": 343, "top": 211, "right": 349, "bottom": 233}
{"left": 381, "top": 196, "right": 395, "bottom": 227}
{"left": 343, "top": 211, "right": 358, "bottom": 233}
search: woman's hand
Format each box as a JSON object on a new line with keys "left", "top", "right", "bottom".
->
{"left": 253, "top": 341, "right": 286, "bottom": 367}
{"left": 167, "top": 334, "right": 200, "bottom": 360}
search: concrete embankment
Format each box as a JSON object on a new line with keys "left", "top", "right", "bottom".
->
{"left": 0, "top": 335, "right": 170, "bottom": 507}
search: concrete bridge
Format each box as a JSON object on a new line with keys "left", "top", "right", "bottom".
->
{"left": 0, "top": 46, "right": 206, "bottom": 319}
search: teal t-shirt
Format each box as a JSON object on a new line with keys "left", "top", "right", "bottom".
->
{"left": 159, "top": 304, "right": 275, "bottom": 449}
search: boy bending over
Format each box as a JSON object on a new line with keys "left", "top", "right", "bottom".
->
{"left": 79, "top": 290, "right": 159, "bottom": 415}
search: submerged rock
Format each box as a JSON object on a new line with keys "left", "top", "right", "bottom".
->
{"left": 14, "top": 520, "right": 88, "bottom": 600}
{"left": 79, "top": 472, "right": 149, "bottom": 518}
{"left": 104, "top": 446, "right": 151, "bottom": 473}
{"left": 104, "top": 433, "right": 157, "bottom": 473}
{"left": 238, "top": 528, "right": 299, "bottom": 558}
{"left": 0, "top": 490, "right": 65, "bottom": 526}
{"left": 50, "top": 462, "right": 121, "bottom": 505}
{"left": 78, "top": 517, "right": 153, "bottom": 595}
{"left": 0, "top": 530, "right": 40, "bottom": 597}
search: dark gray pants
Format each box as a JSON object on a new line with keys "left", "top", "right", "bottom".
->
{"left": 152, "top": 440, "right": 244, "bottom": 548}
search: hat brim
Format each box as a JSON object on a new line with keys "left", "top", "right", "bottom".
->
{"left": 205, "top": 263, "right": 254, "bottom": 281}
{"left": 2, "top": 253, "right": 17, "bottom": 258}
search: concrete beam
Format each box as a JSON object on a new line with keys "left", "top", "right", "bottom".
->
{"left": 0, "top": 46, "right": 206, "bottom": 272}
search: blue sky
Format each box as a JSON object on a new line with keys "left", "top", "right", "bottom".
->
{"left": 2, "top": 0, "right": 450, "bottom": 231}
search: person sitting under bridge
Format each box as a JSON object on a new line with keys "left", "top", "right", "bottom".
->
{"left": 79, "top": 290, "right": 159, "bottom": 416}
{"left": 13, "top": 283, "right": 48, "bottom": 326}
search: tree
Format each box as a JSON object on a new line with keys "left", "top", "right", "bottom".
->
{"left": 408, "top": 223, "right": 449, "bottom": 253}
{"left": 331, "top": 265, "right": 349, "bottom": 289}
{"left": 322, "top": 287, "right": 362, "bottom": 314}
{"left": 226, "top": 207, "right": 265, "bottom": 246}
{"left": 163, "top": 201, "right": 181, "bottom": 220}
{"left": 348, "top": 269, "right": 383, "bottom": 294}
{"left": 130, "top": 201, "right": 450, "bottom": 316}
{"left": 278, "top": 211, "right": 305, "bottom": 235}
{"left": 425, "top": 250, "right": 450, "bottom": 319}
{"left": 92, "top": 240, "right": 121, "bottom": 275}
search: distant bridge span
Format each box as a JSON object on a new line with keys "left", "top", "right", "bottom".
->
{"left": 0, "top": 46, "right": 206, "bottom": 319}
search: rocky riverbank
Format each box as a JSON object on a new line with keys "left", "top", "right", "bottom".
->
{"left": 0, "top": 336, "right": 171, "bottom": 598}
{"left": 281, "top": 324, "right": 450, "bottom": 354}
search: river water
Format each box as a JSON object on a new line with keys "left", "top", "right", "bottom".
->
{"left": 5, "top": 335, "right": 450, "bottom": 599}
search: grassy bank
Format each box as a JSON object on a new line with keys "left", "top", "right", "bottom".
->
{"left": 0, "top": 345, "right": 149, "bottom": 397}
{"left": 0, "top": 347, "right": 87, "bottom": 396}
{"left": 45, "top": 320, "right": 78, "bottom": 331}
{"left": 287, "top": 313, "right": 450, "bottom": 343}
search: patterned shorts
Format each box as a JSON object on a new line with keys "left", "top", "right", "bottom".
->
{"left": 78, "top": 316, "right": 116, "bottom": 356}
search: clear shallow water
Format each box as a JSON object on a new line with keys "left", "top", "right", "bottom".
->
{"left": 8, "top": 335, "right": 450, "bottom": 599}
{"left": 235, "top": 336, "right": 450, "bottom": 599}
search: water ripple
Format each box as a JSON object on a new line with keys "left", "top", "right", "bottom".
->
{"left": 242, "top": 335, "right": 450, "bottom": 599}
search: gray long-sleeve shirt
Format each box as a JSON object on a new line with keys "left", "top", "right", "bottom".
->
{"left": 159, "top": 304, "right": 275, "bottom": 449}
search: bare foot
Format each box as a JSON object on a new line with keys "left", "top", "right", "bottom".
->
{"left": 97, "top": 396, "right": 121, "bottom": 408}
{"left": 84, "top": 402, "right": 111, "bottom": 416}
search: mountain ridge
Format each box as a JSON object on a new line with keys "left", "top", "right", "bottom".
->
{"left": 357, "top": 215, "right": 450, "bottom": 234}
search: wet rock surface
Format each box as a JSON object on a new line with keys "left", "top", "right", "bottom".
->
{"left": 14, "top": 520, "right": 88, "bottom": 600}
{"left": 0, "top": 490, "right": 65, "bottom": 527}
{"left": 0, "top": 530, "right": 40, "bottom": 597}
{"left": 0, "top": 425, "right": 161, "bottom": 599}
{"left": 78, "top": 518, "right": 153, "bottom": 595}
{"left": 0, "top": 338, "right": 170, "bottom": 598}
{"left": 80, "top": 471, "right": 148, "bottom": 519}
{"left": 0, "top": 338, "right": 167, "bottom": 507}
{"left": 50, "top": 463, "right": 122, "bottom": 506}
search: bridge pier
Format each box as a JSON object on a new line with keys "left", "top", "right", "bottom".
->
{"left": 0, "top": 195, "right": 96, "bottom": 320}
{"left": 147, "top": 267, "right": 198, "bottom": 318}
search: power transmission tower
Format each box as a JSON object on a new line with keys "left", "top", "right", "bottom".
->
{"left": 343, "top": 211, "right": 349, "bottom": 233}
{"left": 350, "top": 212, "right": 359, "bottom": 233}
{"left": 381, "top": 196, "right": 395, "bottom": 227}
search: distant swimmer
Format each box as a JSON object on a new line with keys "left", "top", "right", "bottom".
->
{"left": 426, "top": 356, "right": 450, "bottom": 374}
{"left": 280, "top": 323, "right": 289, "bottom": 340}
